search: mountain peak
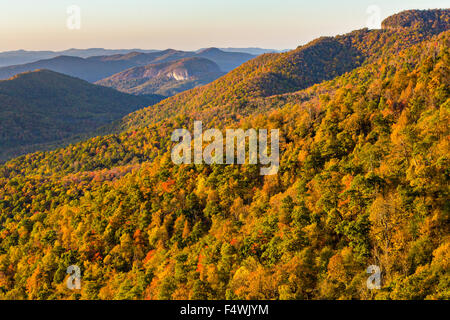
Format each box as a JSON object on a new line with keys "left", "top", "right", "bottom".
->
{"left": 382, "top": 9, "right": 449, "bottom": 32}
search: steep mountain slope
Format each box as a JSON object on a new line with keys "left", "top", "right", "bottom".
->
{"left": 0, "top": 9, "right": 448, "bottom": 301}
{"left": 96, "top": 57, "right": 225, "bottom": 96}
{"left": 119, "top": 9, "right": 450, "bottom": 131}
{"left": 0, "top": 49, "right": 255, "bottom": 83}
{"left": 0, "top": 56, "right": 136, "bottom": 82}
{"left": 0, "top": 70, "right": 163, "bottom": 161}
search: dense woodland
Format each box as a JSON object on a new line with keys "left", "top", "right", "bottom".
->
{"left": 0, "top": 70, "right": 163, "bottom": 162}
{"left": 0, "top": 9, "right": 448, "bottom": 299}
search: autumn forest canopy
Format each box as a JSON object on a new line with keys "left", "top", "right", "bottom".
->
{"left": 0, "top": 9, "right": 449, "bottom": 300}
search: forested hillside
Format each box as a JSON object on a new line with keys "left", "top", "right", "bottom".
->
{"left": 0, "top": 70, "right": 163, "bottom": 161}
{"left": 0, "top": 49, "right": 158, "bottom": 67}
{"left": 0, "top": 9, "right": 448, "bottom": 300}
{"left": 118, "top": 9, "right": 450, "bottom": 130}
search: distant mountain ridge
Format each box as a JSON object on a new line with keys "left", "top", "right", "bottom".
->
{"left": 382, "top": 8, "right": 449, "bottom": 31}
{"left": 194, "top": 48, "right": 257, "bottom": 71}
{"left": 0, "top": 48, "right": 274, "bottom": 68}
{"left": 84, "top": 47, "right": 255, "bottom": 72}
{"left": 0, "top": 48, "right": 255, "bottom": 83}
{"left": 216, "top": 47, "right": 290, "bottom": 54}
{"left": 96, "top": 57, "right": 225, "bottom": 96}
{"left": 118, "top": 8, "right": 450, "bottom": 130}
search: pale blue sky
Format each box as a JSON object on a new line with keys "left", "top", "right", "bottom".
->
{"left": 0, "top": 0, "right": 448, "bottom": 51}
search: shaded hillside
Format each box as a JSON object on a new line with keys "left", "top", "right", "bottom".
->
{"left": 96, "top": 57, "right": 225, "bottom": 96}
{"left": 0, "top": 70, "right": 162, "bottom": 161}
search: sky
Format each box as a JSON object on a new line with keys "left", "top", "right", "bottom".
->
{"left": 0, "top": 0, "right": 448, "bottom": 52}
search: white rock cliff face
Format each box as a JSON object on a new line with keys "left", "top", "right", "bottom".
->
{"left": 168, "top": 70, "right": 190, "bottom": 81}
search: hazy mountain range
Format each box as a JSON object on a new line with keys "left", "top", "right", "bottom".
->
{"left": 0, "top": 48, "right": 159, "bottom": 67}
{"left": 0, "top": 48, "right": 255, "bottom": 83}
{"left": 0, "top": 70, "right": 164, "bottom": 160}
{"left": 0, "top": 47, "right": 259, "bottom": 158}
{"left": 0, "top": 47, "right": 279, "bottom": 68}
{"left": 96, "top": 57, "right": 226, "bottom": 96}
